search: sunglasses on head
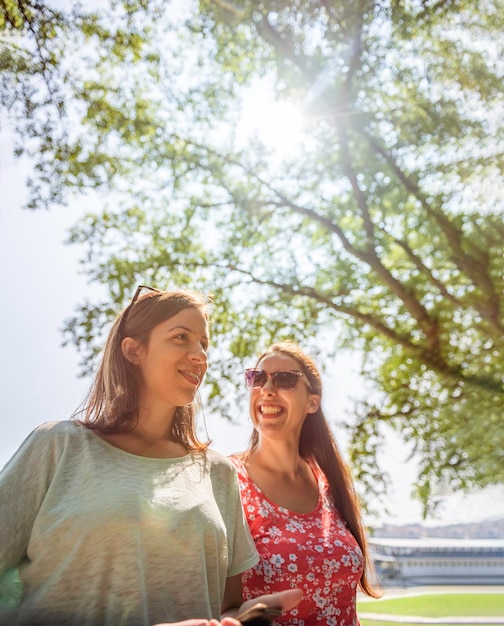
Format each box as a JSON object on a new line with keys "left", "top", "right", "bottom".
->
{"left": 117, "top": 285, "right": 161, "bottom": 339}
{"left": 245, "top": 368, "right": 312, "bottom": 392}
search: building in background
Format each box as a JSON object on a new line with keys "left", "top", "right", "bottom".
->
{"left": 370, "top": 537, "right": 504, "bottom": 586}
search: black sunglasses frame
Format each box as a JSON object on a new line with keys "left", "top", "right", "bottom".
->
{"left": 245, "top": 368, "right": 313, "bottom": 392}
{"left": 117, "top": 285, "right": 161, "bottom": 338}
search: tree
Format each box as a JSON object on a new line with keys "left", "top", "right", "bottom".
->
{"left": 2, "top": 0, "right": 503, "bottom": 515}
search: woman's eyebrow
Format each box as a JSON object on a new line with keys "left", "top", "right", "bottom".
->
{"left": 167, "top": 324, "right": 193, "bottom": 332}
{"left": 167, "top": 325, "right": 209, "bottom": 342}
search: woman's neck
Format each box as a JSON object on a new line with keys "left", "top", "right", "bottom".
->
{"left": 98, "top": 404, "right": 187, "bottom": 458}
{"left": 247, "top": 439, "right": 307, "bottom": 480}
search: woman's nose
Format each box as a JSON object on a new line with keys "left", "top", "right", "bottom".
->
{"left": 189, "top": 345, "right": 207, "bottom": 363}
{"left": 260, "top": 378, "right": 276, "bottom": 395}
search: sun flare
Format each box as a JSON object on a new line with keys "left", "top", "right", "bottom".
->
{"left": 238, "top": 86, "right": 306, "bottom": 157}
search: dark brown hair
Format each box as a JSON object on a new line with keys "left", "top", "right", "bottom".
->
{"left": 76, "top": 288, "right": 210, "bottom": 451}
{"left": 248, "top": 341, "right": 381, "bottom": 598}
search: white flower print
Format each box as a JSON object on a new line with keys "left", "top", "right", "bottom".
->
{"left": 263, "top": 562, "right": 274, "bottom": 578}
{"left": 268, "top": 525, "right": 282, "bottom": 539}
{"left": 313, "top": 590, "right": 326, "bottom": 609}
{"left": 230, "top": 455, "right": 363, "bottom": 626}
{"left": 258, "top": 504, "right": 269, "bottom": 517}
{"left": 269, "top": 553, "right": 285, "bottom": 567}
{"left": 285, "top": 519, "right": 306, "bottom": 533}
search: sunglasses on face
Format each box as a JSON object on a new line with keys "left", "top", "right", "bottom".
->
{"left": 245, "top": 368, "right": 312, "bottom": 392}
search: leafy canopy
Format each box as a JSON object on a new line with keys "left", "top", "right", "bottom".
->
{"left": 2, "top": 0, "right": 504, "bottom": 515}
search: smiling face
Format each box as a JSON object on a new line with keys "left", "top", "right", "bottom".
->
{"left": 123, "top": 306, "right": 209, "bottom": 415}
{"left": 249, "top": 352, "right": 320, "bottom": 441}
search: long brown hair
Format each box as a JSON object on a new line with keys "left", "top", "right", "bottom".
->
{"left": 75, "top": 288, "right": 210, "bottom": 451}
{"left": 248, "top": 341, "right": 381, "bottom": 598}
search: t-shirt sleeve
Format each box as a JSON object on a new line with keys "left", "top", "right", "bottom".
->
{"left": 228, "top": 455, "right": 257, "bottom": 535}
{"left": 0, "top": 423, "right": 60, "bottom": 573}
{"left": 228, "top": 478, "right": 259, "bottom": 576}
{"left": 221, "top": 463, "right": 259, "bottom": 577}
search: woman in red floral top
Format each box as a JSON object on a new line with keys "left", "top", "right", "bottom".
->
{"left": 230, "top": 342, "right": 381, "bottom": 626}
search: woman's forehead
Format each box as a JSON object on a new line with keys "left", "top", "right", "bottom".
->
{"left": 258, "top": 352, "right": 299, "bottom": 370}
{"left": 160, "top": 307, "right": 209, "bottom": 334}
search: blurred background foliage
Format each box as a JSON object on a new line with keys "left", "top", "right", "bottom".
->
{"left": 1, "top": 0, "right": 503, "bottom": 516}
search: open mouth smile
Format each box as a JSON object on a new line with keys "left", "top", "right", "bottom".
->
{"left": 180, "top": 370, "right": 201, "bottom": 386}
{"left": 259, "top": 405, "right": 283, "bottom": 416}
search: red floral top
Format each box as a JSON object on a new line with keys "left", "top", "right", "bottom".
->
{"left": 229, "top": 455, "right": 363, "bottom": 626}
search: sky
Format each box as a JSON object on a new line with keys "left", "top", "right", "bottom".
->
{"left": 3, "top": 119, "right": 503, "bottom": 529}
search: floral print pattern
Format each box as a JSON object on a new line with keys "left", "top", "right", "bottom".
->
{"left": 230, "top": 456, "right": 363, "bottom": 626}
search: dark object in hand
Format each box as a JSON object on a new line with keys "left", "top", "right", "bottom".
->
{"left": 236, "top": 603, "right": 282, "bottom": 626}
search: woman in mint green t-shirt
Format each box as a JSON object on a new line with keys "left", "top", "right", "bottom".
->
{"left": 0, "top": 286, "right": 301, "bottom": 626}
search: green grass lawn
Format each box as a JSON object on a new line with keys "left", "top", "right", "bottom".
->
{"left": 357, "top": 592, "right": 504, "bottom": 625}
{"left": 360, "top": 622, "right": 467, "bottom": 626}
{"left": 360, "top": 622, "right": 457, "bottom": 626}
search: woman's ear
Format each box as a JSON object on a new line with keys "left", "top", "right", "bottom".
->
{"left": 307, "top": 394, "right": 321, "bottom": 414}
{"left": 121, "top": 336, "right": 141, "bottom": 365}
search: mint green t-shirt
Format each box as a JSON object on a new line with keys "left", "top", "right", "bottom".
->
{"left": 0, "top": 421, "right": 258, "bottom": 626}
